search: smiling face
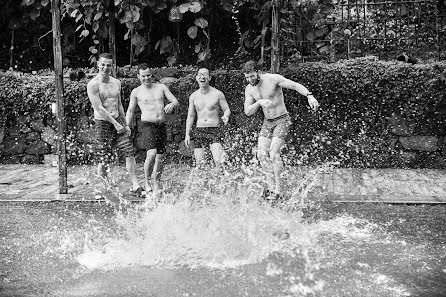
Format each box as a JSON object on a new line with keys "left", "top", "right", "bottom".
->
{"left": 196, "top": 68, "right": 210, "bottom": 88}
{"left": 244, "top": 71, "right": 260, "bottom": 86}
{"left": 97, "top": 57, "right": 113, "bottom": 76}
{"left": 138, "top": 68, "right": 153, "bottom": 86}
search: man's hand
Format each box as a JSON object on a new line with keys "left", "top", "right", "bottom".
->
{"left": 124, "top": 126, "right": 131, "bottom": 136}
{"left": 185, "top": 134, "right": 191, "bottom": 147}
{"left": 221, "top": 115, "right": 229, "bottom": 125}
{"left": 164, "top": 103, "right": 175, "bottom": 114}
{"left": 258, "top": 99, "right": 273, "bottom": 109}
{"left": 308, "top": 95, "right": 319, "bottom": 111}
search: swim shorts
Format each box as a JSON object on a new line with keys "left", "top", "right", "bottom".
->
{"left": 94, "top": 116, "right": 134, "bottom": 163}
{"left": 139, "top": 121, "right": 167, "bottom": 154}
{"left": 193, "top": 127, "right": 223, "bottom": 148}
{"left": 259, "top": 113, "right": 292, "bottom": 140}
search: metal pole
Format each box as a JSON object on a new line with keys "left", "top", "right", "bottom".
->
{"left": 51, "top": 0, "right": 67, "bottom": 194}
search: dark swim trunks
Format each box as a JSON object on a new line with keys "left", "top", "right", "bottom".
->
{"left": 259, "top": 113, "right": 292, "bottom": 140}
{"left": 94, "top": 116, "right": 134, "bottom": 164}
{"left": 139, "top": 121, "right": 167, "bottom": 154}
{"left": 193, "top": 127, "right": 223, "bottom": 148}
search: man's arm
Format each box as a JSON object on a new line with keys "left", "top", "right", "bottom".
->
{"left": 244, "top": 87, "right": 262, "bottom": 116}
{"left": 87, "top": 80, "right": 122, "bottom": 129}
{"left": 163, "top": 84, "right": 180, "bottom": 113}
{"left": 276, "top": 75, "right": 319, "bottom": 110}
{"left": 184, "top": 94, "right": 196, "bottom": 146}
{"left": 218, "top": 91, "right": 231, "bottom": 125}
{"left": 126, "top": 89, "right": 138, "bottom": 126}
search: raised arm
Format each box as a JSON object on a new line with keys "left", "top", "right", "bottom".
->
{"left": 87, "top": 80, "right": 122, "bottom": 129}
{"left": 218, "top": 91, "right": 231, "bottom": 125}
{"left": 276, "top": 75, "right": 319, "bottom": 110}
{"left": 244, "top": 86, "right": 263, "bottom": 116}
{"left": 184, "top": 94, "right": 196, "bottom": 146}
{"left": 163, "top": 84, "right": 180, "bottom": 114}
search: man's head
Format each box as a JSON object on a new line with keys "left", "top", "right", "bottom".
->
{"left": 242, "top": 60, "right": 260, "bottom": 86}
{"left": 196, "top": 68, "right": 211, "bottom": 88}
{"left": 97, "top": 53, "right": 114, "bottom": 76}
{"left": 138, "top": 63, "right": 153, "bottom": 85}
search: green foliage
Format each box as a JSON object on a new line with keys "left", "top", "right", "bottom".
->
{"left": 3, "top": 58, "right": 446, "bottom": 167}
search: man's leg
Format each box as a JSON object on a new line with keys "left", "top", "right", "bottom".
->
{"left": 126, "top": 156, "right": 140, "bottom": 191}
{"left": 210, "top": 142, "right": 223, "bottom": 167}
{"left": 152, "top": 154, "right": 165, "bottom": 191}
{"left": 269, "top": 136, "right": 285, "bottom": 194}
{"left": 194, "top": 148, "right": 205, "bottom": 166}
{"left": 257, "top": 136, "right": 273, "bottom": 190}
{"left": 144, "top": 149, "right": 157, "bottom": 191}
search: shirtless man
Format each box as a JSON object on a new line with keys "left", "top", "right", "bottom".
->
{"left": 185, "top": 68, "right": 231, "bottom": 167}
{"left": 126, "top": 63, "right": 179, "bottom": 194}
{"left": 87, "top": 53, "right": 143, "bottom": 196}
{"left": 242, "top": 60, "right": 319, "bottom": 197}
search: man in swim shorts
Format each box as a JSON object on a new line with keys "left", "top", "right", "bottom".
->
{"left": 87, "top": 52, "right": 143, "bottom": 197}
{"left": 242, "top": 60, "right": 320, "bottom": 198}
{"left": 184, "top": 68, "right": 231, "bottom": 167}
{"left": 126, "top": 63, "right": 179, "bottom": 194}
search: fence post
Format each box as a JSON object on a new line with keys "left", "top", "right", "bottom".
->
{"left": 271, "top": 0, "right": 280, "bottom": 73}
{"left": 51, "top": 0, "right": 67, "bottom": 194}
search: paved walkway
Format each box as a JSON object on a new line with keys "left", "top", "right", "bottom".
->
{"left": 0, "top": 164, "right": 446, "bottom": 203}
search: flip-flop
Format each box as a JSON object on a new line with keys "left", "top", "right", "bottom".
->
{"left": 130, "top": 186, "right": 146, "bottom": 198}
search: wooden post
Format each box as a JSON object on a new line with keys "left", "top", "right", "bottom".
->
{"left": 9, "top": 29, "right": 14, "bottom": 69}
{"left": 108, "top": 0, "right": 117, "bottom": 76}
{"left": 51, "top": 0, "right": 67, "bottom": 194}
{"left": 270, "top": 0, "right": 280, "bottom": 73}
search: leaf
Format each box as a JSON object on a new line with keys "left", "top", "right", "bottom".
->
{"left": 155, "top": 40, "right": 160, "bottom": 50}
{"left": 179, "top": 3, "right": 190, "bottom": 13}
{"left": 132, "top": 10, "right": 140, "bottom": 22}
{"left": 29, "top": 9, "right": 41, "bottom": 20}
{"left": 93, "top": 11, "right": 102, "bottom": 21}
{"left": 41, "top": 0, "right": 49, "bottom": 7}
{"left": 159, "top": 36, "right": 173, "bottom": 54}
{"left": 124, "top": 30, "right": 130, "bottom": 40}
{"left": 92, "top": 21, "right": 99, "bottom": 32}
{"left": 189, "top": 2, "right": 201, "bottom": 13}
{"left": 21, "top": 0, "right": 35, "bottom": 6}
{"left": 195, "top": 44, "right": 201, "bottom": 53}
{"left": 75, "top": 14, "right": 82, "bottom": 23}
{"left": 80, "top": 29, "right": 89, "bottom": 37}
{"left": 70, "top": 9, "right": 78, "bottom": 18}
{"left": 187, "top": 26, "right": 198, "bottom": 39}
{"left": 194, "top": 17, "right": 208, "bottom": 28}
{"left": 131, "top": 33, "right": 147, "bottom": 47}
{"left": 167, "top": 55, "right": 177, "bottom": 66}
{"left": 202, "top": 29, "right": 209, "bottom": 40}
{"left": 93, "top": 39, "right": 99, "bottom": 44}
{"left": 197, "top": 50, "right": 210, "bottom": 62}
{"left": 75, "top": 25, "right": 83, "bottom": 32}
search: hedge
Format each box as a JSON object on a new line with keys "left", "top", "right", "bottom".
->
{"left": 1, "top": 57, "right": 446, "bottom": 168}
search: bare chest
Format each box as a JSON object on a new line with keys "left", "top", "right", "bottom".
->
{"left": 194, "top": 95, "right": 219, "bottom": 111}
{"left": 250, "top": 83, "right": 280, "bottom": 101}
{"left": 98, "top": 82, "right": 120, "bottom": 99}
{"left": 138, "top": 88, "right": 165, "bottom": 105}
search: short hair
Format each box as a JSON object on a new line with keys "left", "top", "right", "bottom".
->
{"left": 138, "top": 63, "right": 150, "bottom": 72}
{"left": 197, "top": 67, "right": 210, "bottom": 75}
{"left": 241, "top": 60, "right": 259, "bottom": 73}
{"left": 98, "top": 53, "right": 113, "bottom": 60}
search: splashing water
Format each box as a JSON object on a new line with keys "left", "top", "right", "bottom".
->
{"left": 77, "top": 164, "right": 327, "bottom": 271}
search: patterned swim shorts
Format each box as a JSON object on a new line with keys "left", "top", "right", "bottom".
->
{"left": 259, "top": 113, "right": 292, "bottom": 140}
{"left": 94, "top": 117, "right": 134, "bottom": 163}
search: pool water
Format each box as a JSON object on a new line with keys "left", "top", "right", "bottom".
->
{"left": 1, "top": 166, "right": 445, "bottom": 297}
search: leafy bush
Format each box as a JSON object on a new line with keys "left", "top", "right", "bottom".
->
{"left": 2, "top": 58, "right": 446, "bottom": 168}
